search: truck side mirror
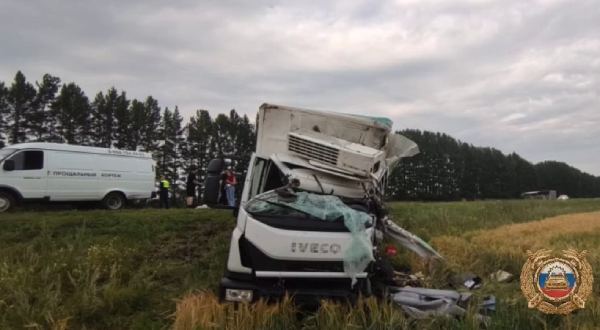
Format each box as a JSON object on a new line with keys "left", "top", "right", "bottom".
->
{"left": 3, "top": 159, "right": 15, "bottom": 171}
{"left": 203, "top": 158, "right": 226, "bottom": 205}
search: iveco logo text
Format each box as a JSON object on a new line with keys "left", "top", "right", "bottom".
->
{"left": 291, "top": 242, "right": 342, "bottom": 254}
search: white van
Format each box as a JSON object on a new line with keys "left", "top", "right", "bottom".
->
{"left": 0, "top": 143, "right": 155, "bottom": 212}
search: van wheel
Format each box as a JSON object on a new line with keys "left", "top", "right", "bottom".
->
{"left": 0, "top": 192, "right": 15, "bottom": 213}
{"left": 103, "top": 192, "right": 125, "bottom": 210}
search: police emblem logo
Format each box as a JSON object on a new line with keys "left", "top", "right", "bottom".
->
{"left": 520, "top": 249, "right": 593, "bottom": 314}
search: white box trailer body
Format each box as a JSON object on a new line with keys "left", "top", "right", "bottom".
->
{"left": 253, "top": 104, "right": 419, "bottom": 199}
{"left": 0, "top": 143, "right": 155, "bottom": 211}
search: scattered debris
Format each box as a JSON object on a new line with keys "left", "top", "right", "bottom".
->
{"left": 490, "top": 270, "right": 514, "bottom": 283}
{"left": 392, "top": 271, "right": 425, "bottom": 287}
{"left": 389, "top": 286, "right": 493, "bottom": 327}
{"left": 481, "top": 295, "right": 497, "bottom": 312}
{"left": 450, "top": 273, "right": 483, "bottom": 290}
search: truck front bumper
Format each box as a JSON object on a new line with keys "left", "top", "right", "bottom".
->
{"left": 219, "top": 274, "right": 371, "bottom": 306}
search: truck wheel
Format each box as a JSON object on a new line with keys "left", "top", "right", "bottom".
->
{"left": 103, "top": 192, "right": 125, "bottom": 210}
{"left": 0, "top": 192, "right": 15, "bottom": 213}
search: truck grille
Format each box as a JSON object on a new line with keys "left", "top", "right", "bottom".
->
{"left": 288, "top": 133, "right": 339, "bottom": 166}
{"left": 239, "top": 237, "right": 345, "bottom": 272}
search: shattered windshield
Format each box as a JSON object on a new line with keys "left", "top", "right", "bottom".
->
{"left": 246, "top": 192, "right": 318, "bottom": 220}
{"left": 246, "top": 190, "right": 371, "bottom": 223}
{"left": 0, "top": 148, "right": 15, "bottom": 161}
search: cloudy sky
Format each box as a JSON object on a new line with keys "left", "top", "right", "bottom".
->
{"left": 1, "top": 0, "right": 598, "bottom": 174}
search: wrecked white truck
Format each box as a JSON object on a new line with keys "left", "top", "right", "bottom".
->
{"left": 204, "top": 104, "right": 496, "bottom": 323}
{"left": 202, "top": 103, "right": 450, "bottom": 306}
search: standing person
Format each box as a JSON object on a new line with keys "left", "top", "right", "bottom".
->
{"left": 186, "top": 167, "right": 197, "bottom": 208}
{"left": 159, "top": 175, "right": 170, "bottom": 209}
{"left": 224, "top": 168, "right": 237, "bottom": 207}
{"left": 218, "top": 169, "right": 227, "bottom": 205}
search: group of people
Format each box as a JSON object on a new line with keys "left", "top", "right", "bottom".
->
{"left": 158, "top": 167, "right": 237, "bottom": 209}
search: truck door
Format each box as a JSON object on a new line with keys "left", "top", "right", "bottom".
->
{"left": 1, "top": 150, "right": 47, "bottom": 199}
{"left": 240, "top": 154, "right": 265, "bottom": 206}
{"left": 240, "top": 156, "right": 286, "bottom": 205}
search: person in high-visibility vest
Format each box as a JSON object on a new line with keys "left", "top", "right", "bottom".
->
{"left": 159, "top": 175, "right": 170, "bottom": 209}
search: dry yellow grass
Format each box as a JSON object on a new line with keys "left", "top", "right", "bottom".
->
{"left": 470, "top": 210, "right": 600, "bottom": 248}
{"left": 172, "top": 291, "right": 298, "bottom": 330}
{"left": 172, "top": 291, "right": 410, "bottom": 330}
{"left": 433, "top": 211, "right": 600, "bottom": 271}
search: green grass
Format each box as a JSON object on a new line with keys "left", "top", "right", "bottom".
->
{"left": 1, "top": 199, "right": 600, "bottom": 329}
{"left": 0, "top": 209, "right": 235, "bottom": 329}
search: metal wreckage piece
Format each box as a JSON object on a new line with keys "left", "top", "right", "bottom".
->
{"left": 381, "top": 217, "right": 495, "bottom": 324}
{"left": 389, "top": 287, "right": 494, "bottom": 326}
{"left": 383, "top": 218, "right": 443, "bottom": 260}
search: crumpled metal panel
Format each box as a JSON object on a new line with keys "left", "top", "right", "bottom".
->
{"left": 390, "top": 286, "right": 493, "bottom": 326}
{"left": 384, "top": 219, "right": 443, "bottom": 260}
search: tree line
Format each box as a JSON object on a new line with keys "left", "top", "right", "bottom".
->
{"left": 389, "top": 130, "right": 600, "bottom": 200}
{"left": 1, "top": 71, "right": 598, "bottom": 200}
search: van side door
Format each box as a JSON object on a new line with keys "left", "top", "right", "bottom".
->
{"left": 2, "top": 150, "right": 47, "bottom": 199}
{"left": 46, "top": 151, "right": 99, "bottom": 201}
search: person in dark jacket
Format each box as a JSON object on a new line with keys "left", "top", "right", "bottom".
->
{"left": 218, "top": 170, "right": 228, "bottom": 205}
{"left": 159, "top": 175, "right": 170, "bottom": 209}
{"left": 186, "top": 167, "right": 197, "bottom": 207}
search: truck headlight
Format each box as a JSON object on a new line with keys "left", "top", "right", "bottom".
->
{"left": 224, "top": 289, "right": 253, "bottom": 302}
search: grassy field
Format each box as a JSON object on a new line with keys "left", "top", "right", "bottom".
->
{"left": 1, "top": 199, "right": 600, "bottom": 329}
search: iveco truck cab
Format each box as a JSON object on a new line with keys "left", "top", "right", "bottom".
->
{"left": 204, "top": 103, "right": 420, "bottom": 304}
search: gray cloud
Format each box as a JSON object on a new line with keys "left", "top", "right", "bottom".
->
{"left": 1, "top": 0, "right": 599, "bottom": 174}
